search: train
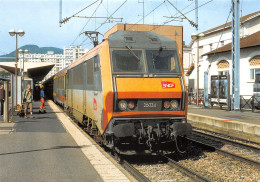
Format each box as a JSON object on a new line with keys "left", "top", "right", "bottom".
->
{"left": 46, "top": 30, "right": 191, "bottom": 154}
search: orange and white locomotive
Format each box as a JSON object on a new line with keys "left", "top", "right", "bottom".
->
{"left": 51, "top": 30, "right": 191, "bottom": 154}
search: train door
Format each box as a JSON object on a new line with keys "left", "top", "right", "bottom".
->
{"left": 64, "top": 73, "right": 67, "bottom": 108}
{"left": 67, "top": 69, "right": 73, "bottom": 109}
{"left": 83, "top": 62, "right": 87, "bottom": 114}
{"left": 93, "top": 55, "right": 103, "bottom": 130}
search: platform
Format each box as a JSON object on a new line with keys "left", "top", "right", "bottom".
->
{"left": 188, "top": 105, "right": 260, "bottom": 143}
{"left": 0, "top": 101, "right": 130, "bottom": 182}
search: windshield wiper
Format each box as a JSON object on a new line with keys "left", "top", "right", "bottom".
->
{"left": 125, "top": 46, "right": 140, "bottom": 62}
{"left": 152, "top": 47, "right": 164, "bottom": 68}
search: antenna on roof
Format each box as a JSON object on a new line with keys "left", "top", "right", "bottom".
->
{"left": 195, "top": 0, "right": 198, "bottom": 30}
{"left": 59, "top": 0, "right": 62, "bottom": 27}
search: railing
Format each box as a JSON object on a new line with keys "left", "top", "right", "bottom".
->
{"left": 188, "top": 92, "right": 260, "bottom": 112}
{"left": 188, "top": 91, "right": 204, "bottom": 106}
{"left": 240, "top": 95, "right": 260, "bottom": 112}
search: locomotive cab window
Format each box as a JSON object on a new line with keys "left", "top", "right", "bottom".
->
{"left": 146, "top": 50, "right": 181, "bottom": 74}
{"left": 112, "top": 49, "right": 145, "bottom": 73}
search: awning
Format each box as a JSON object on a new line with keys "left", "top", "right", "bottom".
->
{"left": 0, "top": 62, "right": 54, "bottom": 82}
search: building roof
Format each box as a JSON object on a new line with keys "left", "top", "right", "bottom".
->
{"left": 203, "top": 31, "right": 260, "bottom": 56}
{"left": 0, "top": 62, "right": 55, "bottom": 81}
{"left": 202, "top": 11, "right": 260, "bottom": 36}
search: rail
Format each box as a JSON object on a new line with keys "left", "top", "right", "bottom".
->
{"left": 160, "top": 154, "right": 212, "bottom": 182}
{"left": 120, "top": 160, "right": 151, "bottom": 182}
{"left": 188, "top": 132, "right": 260, "bottom": 168}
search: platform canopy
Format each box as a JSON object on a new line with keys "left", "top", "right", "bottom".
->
{"left": 0, "top": 62, "right": 54, "bottom": 81}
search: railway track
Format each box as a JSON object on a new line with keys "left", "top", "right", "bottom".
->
{"left": 54, "top": 103, "right": 259, "bottom": 181}
{"left": 188, "top": 130, "right": 260, "bottom": 168}
{"left": 160, "top": 154, "right": 212, "bottom": 182}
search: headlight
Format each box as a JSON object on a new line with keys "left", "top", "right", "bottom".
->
{"left": 164, "top": 101, "right": 170, "bottom": 109}
{"left": 118, "top": 100, "right": 127, "bottom": 111}
{"left": 170, "top": 100, "right": 179, "bottom": 110}
{"left": 128, "top": 101, "right": 135, "bottom": 110}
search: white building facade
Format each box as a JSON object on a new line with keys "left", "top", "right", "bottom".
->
{"left": 63, "top": 46, "right": 88, "bottom": 68}
{"left": 187, "top": 11, "right": 260, "bottom": 96}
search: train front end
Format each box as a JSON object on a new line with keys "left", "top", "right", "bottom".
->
{"left": 103, "top": 31, "right": 191, "bottom": 154}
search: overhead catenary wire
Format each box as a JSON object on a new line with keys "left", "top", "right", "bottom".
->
{"left": 71, "top": 0, "right": 103, "bottom": 46}
{"left": 61, "top": 0, "right": 100, "bottom": 24}
{"left": 164, "top": 0, "right": 213, "bottom": 24}
{"left": 80, "top": 0, "right": 128, "bottom": 46}
{"left": 149, "top": 0, "right": 213, "bottom": 32}
{"left": 164, "top": 0, "right": 194, "bottom": 23}
{"left": 95, "top": 0, "right": 128, "bottom": 31}
{"left": 207, "top": 7, "right": 232, "bottom": 72}
{"left": 166, "top": 0, "right": 197, "bottom": 28}
{"left": 126, "top": 0, "right": 166, "bottom": 31}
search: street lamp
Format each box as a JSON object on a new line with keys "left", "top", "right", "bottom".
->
{"left": 9, "top": 29, "right": 25, "bottom": 110}
{"left": 19, "top": 49, "right": 29, "bottom": 94}
{"left": 191, "top": 33, "right": 204, "bottom": 106}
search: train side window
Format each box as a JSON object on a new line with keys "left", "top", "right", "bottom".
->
{"left": 87, "top": 58, "right": 94, "bottom": 85}
{"left": 94, "top": 55, "right": 102, "bottom": 91}
{"left": 94, "top": 55, "right": 100, "bottom": 72}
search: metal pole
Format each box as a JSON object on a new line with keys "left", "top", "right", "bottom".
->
{"left": 3, "top": 81, "right": 9, "bottom": 122}
{"left": 15, "top": 34, "right": 18, "bottom": 110}
{"left": 196, "top": 38, "right": 199, "bottom": 105}
{"left": 143, "top": 0, "right": 144, "bottom": 24}
{"left": 22, "top": 53, "right": 24, "bottom": 94}
{"left": 195, "top": 0, "right": 198, "bottom": 30}
{"left": 204, "top": 71, "right": 209, "bottom": 107}
{"left": 231, "top": 0, "right": 235, "bottom": 110}
{"left": 234, "top": 0, "right": 240, "bottom": 110}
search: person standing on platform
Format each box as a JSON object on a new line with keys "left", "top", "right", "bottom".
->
{"left": 0, "top": 84, "right": 5, "bottom": 116}
{"left": 39, "top": 85, "right": 46, "bottom": 113}
{"left": 23, "top": 84, "right": 33, "bottom": 119}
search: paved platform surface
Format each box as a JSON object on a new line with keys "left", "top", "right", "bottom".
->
{"left": 0, "top": 101, "right": 104, "bottom": 182}
{"left": 187, "top": 105, "right": 260, "bottom": 143}
{"left": 188, "top": 105, "right": 260, "bottom": 125}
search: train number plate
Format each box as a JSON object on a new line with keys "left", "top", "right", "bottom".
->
{"left": 138, "top": 100, "right": 162, "bottom": 111}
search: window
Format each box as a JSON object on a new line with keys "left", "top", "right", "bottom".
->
{"left": 112, "top": 50, "right": 145, "bottom": 73}
{"left": 250, "top": 69, "right": 255, "bottom": 80}
{"left": 146, "top": 50, "right": 181, "bottom": 74}
{"left": 209, "top": 44, "right": 213, "bottom": 51}
{"left": 221, "top": 41, "right": 224, "bottom": 47}
{"left": 87, "top": 58, "right": 94, "bottom": 85}
{"left": 217, "top": 60, "right": 229, "bottom": 69}
{"left": 249, "top": 55, "right": 260, "bottom": 66}
{"left": 199, "top": 46, "right": 203, "bottom": 58}
{"left": 250, "top": 68, "right": 260, "bottom": 80}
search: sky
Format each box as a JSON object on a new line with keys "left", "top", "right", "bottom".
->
{"left": 0, "top": 0, "right": 259, "bottom": 55}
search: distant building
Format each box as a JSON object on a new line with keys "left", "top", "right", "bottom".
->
{"left": 19, "top": 51, "right": 64, "bottom": 80}
{"left": 18, "top": 46, "right": 88, "bottom": 81}
{"left": 188, "top": 11, "right": 260, "bottom": 96}
{"left": 63, "top": 46, "right": 88, "bottom": 68}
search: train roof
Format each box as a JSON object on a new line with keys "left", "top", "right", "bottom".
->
{"left": 67, "top": 31, "right": 178, "bottom": 71}
{"left": 108, "top": 31, "right": 178, "bottom": 50}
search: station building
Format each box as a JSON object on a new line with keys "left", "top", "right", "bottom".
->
{"left": 185, "top": 10, "right": 260, "bottom": 96}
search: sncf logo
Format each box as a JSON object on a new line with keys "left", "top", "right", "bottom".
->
{"left": 161, "top": 81, "right": 175, "bottom": 89}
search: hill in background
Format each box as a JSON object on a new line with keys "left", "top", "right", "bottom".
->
{"left": 0, "top": 44, "right": 63, "bottom": 62}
